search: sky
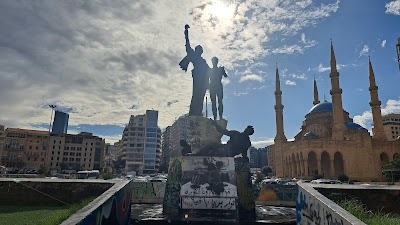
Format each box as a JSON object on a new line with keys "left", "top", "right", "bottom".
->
{"left": 0, "top": 0, "right": 399, "bottom": 148}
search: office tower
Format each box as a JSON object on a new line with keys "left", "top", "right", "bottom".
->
{"left": 52, "top": 111, "right": 69, "bottom": 134}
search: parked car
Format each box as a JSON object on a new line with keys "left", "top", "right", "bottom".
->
{"left": 310, "top": 179, "right": 342, "bottom": 184}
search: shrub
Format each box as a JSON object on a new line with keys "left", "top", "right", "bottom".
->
{"left": 338, "top": 174, "right": 349, "bottom": 182}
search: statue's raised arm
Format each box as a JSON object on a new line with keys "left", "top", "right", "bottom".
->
{"left": 184, "top": 24, "right": 193, "bottom": 54}
{"left": 179, "top": 24, "right": 193, "bottom": 72}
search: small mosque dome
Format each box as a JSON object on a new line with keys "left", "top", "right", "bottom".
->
{"left": 345, "top": 122, "right": 366, "bottom": 130}
{"left": 308, "top": 102, "right": 333, "bottom": 114}
{"left": 304, "top": 132, "right": 317, "bottom": 137}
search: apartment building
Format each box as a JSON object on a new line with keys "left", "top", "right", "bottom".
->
{"left": 47, "top": 132, "right": 105, "bottom": 173}
{"left": 382, "top": 113, "right": 400, "bottom": 140}
{"left": 0, "top": 127, "right": 49, "bottom": 172}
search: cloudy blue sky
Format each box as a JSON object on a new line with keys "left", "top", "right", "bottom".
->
{"left": 0, "top": 0, "right": 399, "bottom": 147}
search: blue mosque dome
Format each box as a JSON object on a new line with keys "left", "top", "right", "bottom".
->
{"left": 304, "top": 132, "right": 317, "bottom": 137}
{"left": 308, "top": 102, "right": 333, "bottom": 114}
{"left": 345, "top": 122, "right": 366, "bottom": 130}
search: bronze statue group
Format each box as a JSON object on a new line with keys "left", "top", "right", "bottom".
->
{"left": 179, "top": 24, "right": 254, "bottom": 158}
{"left": 179, "top": 24, "right": 227, "bottom": 121}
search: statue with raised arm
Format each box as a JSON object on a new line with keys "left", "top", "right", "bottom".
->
{"left": 209, "top": 56, "right": 228, "bottom": 120}
{"left": 179, "top": 24, "right": 210, "bottom": 116}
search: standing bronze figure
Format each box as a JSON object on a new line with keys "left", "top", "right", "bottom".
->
{"left": 179, "top": 24, "right": 210, "bottom": 116}
{"left": 209, "top": 56, "right": 227, "bottom": 120}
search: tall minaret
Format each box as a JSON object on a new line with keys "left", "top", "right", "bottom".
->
{"left": 274, "top": 64, "right": 286, "bottom": 177}
{"left": 275, "top": 65, "right": 287, "bottom": 142}
{"left": 313, "top": 76, "right": 320, "bottom": 105}
{"left": 368, "top": 57, "right": 386, "bottom": 140}
{"left": 329, "top": 40, "right": 346, "bottom": 140}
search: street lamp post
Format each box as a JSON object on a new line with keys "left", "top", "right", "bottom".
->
{"left": 396, "top": 37, "right": 400, "bottom": 71}
{"left": 49, "top": 105, "right": 56, "bottom": 134}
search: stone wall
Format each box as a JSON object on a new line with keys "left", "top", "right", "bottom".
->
{"left": 314, "top": 184, "right": 400, "bottom": 214}
{"left": 0, "top": 178, "right": 113, "bottom": 205}
{"left": 132, "top": 182, "right": 166, "bottom": 203}
{"left": 297, "top": 183, "right": 366, "bottom": 225}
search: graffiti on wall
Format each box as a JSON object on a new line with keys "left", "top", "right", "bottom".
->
{"left": 132, "top": 182, "right": 165, "bottom": 199}
{"left": 181, "top": 197, "right": 236, "bottom": 210}
{"left": 296, "top": 185, "right": 348, "bottom": 225}
{"left": 74, "top": 182, "right": 132, "bottom": 225}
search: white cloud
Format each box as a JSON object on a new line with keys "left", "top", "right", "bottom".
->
{"left": 315, "top": 63, "right": 348, "bottom": 72}
{"left": 353, "top": 99, "right": 400, "bottom": 131}
{"left": 359, "top": 45, "right": 369, "bottom": 57}
{"left": 285, "top": 80, "right": 296, "bottom": 86}
{"left": 316, "top": 63, "right": 330, "bottom": 72}
{"left": 239, "top": 74, "right": 264, "bottom": 83}
{"left": 272, "top": 45, "right": 304, "bottom": 54}
{"left": 300, "top": 33, "right": 317, "bottom": 48}
{"left": 290, "top": 73, "right": 307, "bottom": 80}
{"left": 381, "top": 40, "right": 387, "bottom": 47}
{"left": 0, "top": 0, "right": 341, "bottom": 135}
{"left": 353, "top": 111, "right": 373, "bottom": 131}
{"left": 385, "top": 0, "right": 400, "bottom": 15}
{"left": 251, "top": 138, "right": 275, "bottom": 148}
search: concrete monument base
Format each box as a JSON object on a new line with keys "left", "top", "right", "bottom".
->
{"left": 163, "top": 156, "right": 255, "bottom": 222}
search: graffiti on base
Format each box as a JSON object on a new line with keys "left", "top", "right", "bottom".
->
{"left": 181, "top": 197, "right": 236, "bottom": 210}
{"left": 181, "top": 157, "right": 237, "bottom": 197}
{"left": 296, "top": 185, "right": 347, "bottom": 225}
{"left": 132, "top": 182, "right": 165, "bottom": 199}
{"left": 163, "top": 157, "right": 183, "bottom": 217}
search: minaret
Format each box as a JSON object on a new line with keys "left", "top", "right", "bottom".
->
{"left": 313, "top": 76, "right": 320, "bottom": 105}
{"left": 329, "top": 40, "right": 346, "bottom": 140}
{"left": 274, "top": 64, "right": 286, "bottom": 177}
{"left": 275, "top": 65, "right": 287, "bottom": 142}
{"left": 368, "top": 57, "right": 386, "bottom": 140}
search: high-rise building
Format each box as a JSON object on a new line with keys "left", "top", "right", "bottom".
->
{"left": 249, "top": 147, "right": 268, "bottom": 168}
{"left": 382, "top": 114, "right": 400, "bottom": 140}
{"left": 47, "top": 132, "right": 105, "bottom": 173}
{"left": 0, "top": 127, "right": 49, "bottom": 172}
{"left": 0, "top": 125, "right": 5, "bottom": 163}
{"left": 161, "top": 114, "right": 192, "bottom": 170}
{"left": 161, "top": 126, "right": 171, "bottom": 172}
{"left": 52, "top": 111, "right": 69, "bottom": 134}
{"left": 122, "top": 110, "right": 161, "bottom": 174}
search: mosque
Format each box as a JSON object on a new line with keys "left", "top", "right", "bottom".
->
{"left": 270, "top": 42, "right": 400, "bottom": 181}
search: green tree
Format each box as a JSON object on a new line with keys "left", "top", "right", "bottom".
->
{"left": 383, "top": 157, "right": 400, "bottom": 183}
{"left": 261, "top": 166, "right": 272, "bottom": 176}
{"left": 38, "top": 164, "right": 49, "bottom": 175}
{"left": 255, "top": 172, "right": 264, "bottom": 184}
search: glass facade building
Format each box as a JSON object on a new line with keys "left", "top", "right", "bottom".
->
{"left": 52, "top": 111, "right": 69, "bottom": 134}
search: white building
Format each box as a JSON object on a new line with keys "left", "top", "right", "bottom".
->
{"left": 122, "top": 110, "right": 161, "bottom": 174}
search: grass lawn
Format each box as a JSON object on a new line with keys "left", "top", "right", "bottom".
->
{"left": 338, "top": 199, "right": 400, "bottom": 225}
{"left": 0, "top": 199, "right": 93, "bottom": 225}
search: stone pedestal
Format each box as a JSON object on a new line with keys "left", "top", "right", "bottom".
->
{"left": 163, "top": 156, "right": 255, "bottom": 222}
{"left": 187, "top": 116, "right": 227, "bottom": 154}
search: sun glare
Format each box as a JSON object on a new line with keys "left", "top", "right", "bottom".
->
{"left": 208, "top": 1, "right": 234, "bottom": 20}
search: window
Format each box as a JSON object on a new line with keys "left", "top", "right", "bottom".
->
{"left": 29, "top": 146, "right": 32, "bottom": 149}
{"left": 36, "top": 146, "right": 38, "bottom": 150}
